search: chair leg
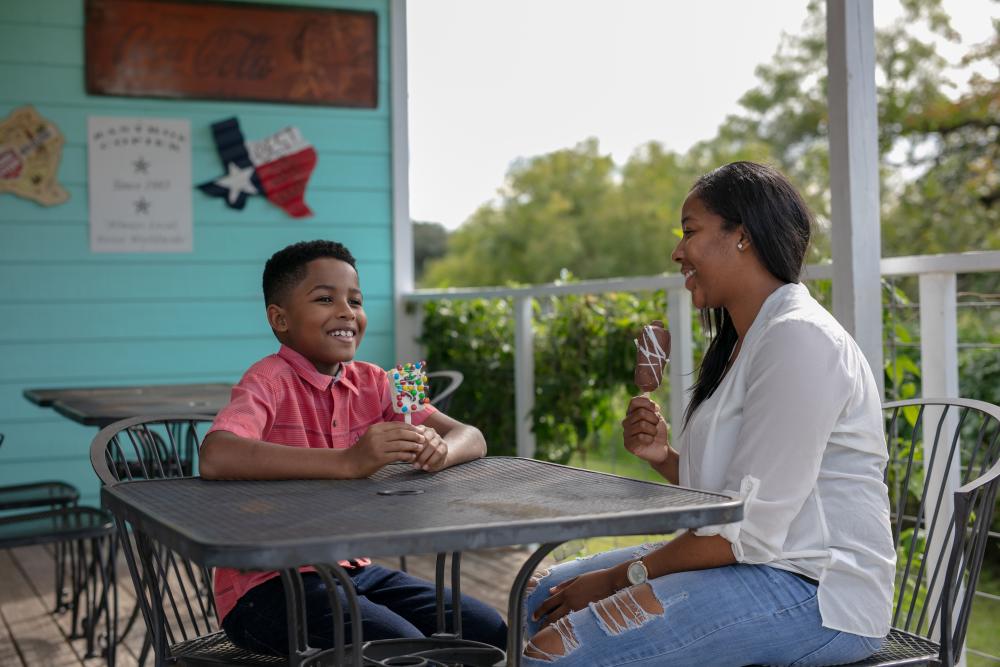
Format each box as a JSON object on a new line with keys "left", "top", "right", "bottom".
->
{"left": 68, "top": 539, "right": 85, "bottom": 639}
{"left": 137, "top": 631, "right": 152, "bottom": 667}
{"left": 82, "top": 537, "right": 101, "bottom": 658}
{"left": 54, "top": 541, "right": 68, "bottom": 613}
{"left": 101, "top": 534, "right": 118, "bottom": 667}
{"left": 80, "top": 534, "right": 117, "bottom": 662}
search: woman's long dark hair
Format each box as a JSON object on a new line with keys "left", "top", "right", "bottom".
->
{"left": 683, "top": 162, "right": 813, "bottom": 427}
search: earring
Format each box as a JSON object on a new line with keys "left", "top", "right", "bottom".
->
{"left": 737, "top": 242, "right": 744, "bottom": 251}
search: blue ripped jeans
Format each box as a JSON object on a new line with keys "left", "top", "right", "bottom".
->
{"left": 521, "top": 544, "right": 883, "bottom": 667}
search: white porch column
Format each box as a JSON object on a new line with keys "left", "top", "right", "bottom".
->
{"left": 514, "top": 296, "right": 536, "bottom": 458}
{"left": 919, "top": 272, "right": 959, "bottom": 399}
{"left": 390, "top": 0, "right": 421, "bottom": 361}
{"left": 826, "top": 0, "right": 884, "bottom": 395}
{"left": 919, "top": 272, "right": 962, "bottom": 656}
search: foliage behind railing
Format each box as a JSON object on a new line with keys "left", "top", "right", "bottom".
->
{"left": 420, "top": 281, "right": 670, "bottom": 462}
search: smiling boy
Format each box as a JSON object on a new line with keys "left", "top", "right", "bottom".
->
{"left": 199, "top": 240, "right": 506, "bottom": 656}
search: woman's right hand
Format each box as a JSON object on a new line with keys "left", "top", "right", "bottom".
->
{"left": 622, "top": 396, "right": 671, "bottom": 464}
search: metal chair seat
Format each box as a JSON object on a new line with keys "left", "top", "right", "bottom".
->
{"left": 845, "top": 628, "right": 939, "bottom": 666}
{"left": 0, "top": 480, "right": 80, "bottom": 511}
{"left": 0, "top": 506, "right": 113, "bottom": 547}
{"left": 170, "top": 630, "right": 286, "bottom": 665}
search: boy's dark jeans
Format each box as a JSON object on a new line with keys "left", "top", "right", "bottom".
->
{"left": 221, "top": 564, "right": 508, "bottom": 656}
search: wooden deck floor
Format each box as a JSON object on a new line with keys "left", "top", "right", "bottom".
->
{"left": 0, "top": 544, "right": 552, "bottom": 667}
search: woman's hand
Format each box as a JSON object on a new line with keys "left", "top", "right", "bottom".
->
{"left": 622, "top": 396, "right": 671, "bottom": 464}
{"left": 532, "top": 568, "right": 618, "bottom": 627}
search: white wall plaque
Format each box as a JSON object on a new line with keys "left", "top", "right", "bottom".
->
{"left": 88, "top": 117, "right": 192, "bottom": 253}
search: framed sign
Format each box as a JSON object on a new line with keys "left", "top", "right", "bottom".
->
{"left": 85, "top": 0, "right": 378, "bottom": 108}
{"left": 88, "top": 116, "right": 193, "bottom": 253}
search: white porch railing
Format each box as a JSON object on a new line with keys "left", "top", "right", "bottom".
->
{"left": 401, "top": 249, "right": 1000, "bottom": 459}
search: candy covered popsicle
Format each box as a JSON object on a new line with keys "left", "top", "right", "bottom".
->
{"left": 634, "top": 320, "right": 671, "bottom": 394}
{"left": 390, "top": 361, "right": 431, "bottom": 424}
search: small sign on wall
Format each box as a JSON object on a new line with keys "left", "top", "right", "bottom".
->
{"left": 88, "top": 116, "right": 193, "bottom": 253}
{"left": 0, "top": 105, "right": 70, "bottom": 206}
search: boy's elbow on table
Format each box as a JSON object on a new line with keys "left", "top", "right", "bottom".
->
{"left": 198, "top": 432, "right": 227, "bottom": 479}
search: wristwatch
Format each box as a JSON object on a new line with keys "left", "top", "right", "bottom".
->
{"left": 626, "top": 558, "right": 649, "bottom": 586}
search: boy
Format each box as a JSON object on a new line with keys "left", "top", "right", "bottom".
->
{"left": 199, "top": 240, "right": 507, "bottom": 656}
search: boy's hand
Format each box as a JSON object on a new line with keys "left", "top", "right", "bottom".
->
{"left": 348, "top": 422, "right": 425, "bottom": 477}
{"left": 412, "top": 425, "right": 449, "bottom": 472}
{"left": 622, "top": 396, "right": 670, "bottom": 464}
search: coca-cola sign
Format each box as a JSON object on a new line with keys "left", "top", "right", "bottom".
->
{"left": 85, "top": 0, "right": 378, "bottom": 108}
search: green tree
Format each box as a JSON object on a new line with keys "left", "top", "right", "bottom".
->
{"left": 697, "top": 0, "right": 998, "bottom": 258}
{"left": 882, "top": 17, "right": 1000, "bottom": 255}
{"left": 422, "top": 0, "right": 998, "bottom": 286}
{"left": 421, "top": 140, "right": 705, "bottom": 286}
{"left": 413, "top": 220, "right": 448, "bottom": 284}
{"left": 422, "top": 139, "right": 619, "bottom": 286}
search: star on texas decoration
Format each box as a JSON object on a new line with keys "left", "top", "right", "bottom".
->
{"left": 198, "top": 117, "right": 317, "bottom": 218}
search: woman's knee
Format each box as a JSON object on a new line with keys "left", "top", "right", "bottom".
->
{"left": 524, "top": 616, "right": 580, "bottom": 662}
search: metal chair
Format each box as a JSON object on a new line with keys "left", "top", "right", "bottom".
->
{"left": 426, "top": 370, "right": 464, "bottom": 413}
{"left": 0, "top": 501, "right": 118, "bottom": 664}
{"left": 0, "top": 432, "right": 118, "bottom": 664}
{"left": 0, "top": 431, "right": 81, "bottom": 612}
{"left": 841, "top": 397, "right": 1000, "bottom": 666}
{"left": 90, "top": 414, "right": 284, "bottom": 666}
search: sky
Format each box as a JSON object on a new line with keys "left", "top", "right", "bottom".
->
{"left": 406, "top": 0, "right": 997, "bottom": 230}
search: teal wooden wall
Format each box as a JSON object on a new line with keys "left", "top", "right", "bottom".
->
{"left": 0, "top": 0, "right": 396, "bottom": 506}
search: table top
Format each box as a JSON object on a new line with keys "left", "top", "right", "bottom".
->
{"left": 24, "top": 383, "right": 233, "bottom": 426}
{"left": 101, "top": 456, "right": 743, "bottom": 570}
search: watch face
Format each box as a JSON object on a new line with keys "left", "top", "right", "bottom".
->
{"left": 627, "top": 560, "right": 648, "bottom": 585}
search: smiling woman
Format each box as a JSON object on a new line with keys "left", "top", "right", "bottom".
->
{"left": 521, "top": 162, "right": 895, "bottom": 667}
{"left": 674, "top": 162, "right": 812, "bottom": 424}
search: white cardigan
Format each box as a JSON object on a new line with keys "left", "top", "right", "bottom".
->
{"left": 677, "top": 282, "right": 896, "bottom": 637}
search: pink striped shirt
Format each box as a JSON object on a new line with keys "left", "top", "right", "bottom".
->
{"left": 206, "top": 345, "right": 436, "bottom": 622}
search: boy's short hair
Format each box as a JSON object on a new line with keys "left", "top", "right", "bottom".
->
{"left": 262, "top": 240, "right": 357, "bottom": 306}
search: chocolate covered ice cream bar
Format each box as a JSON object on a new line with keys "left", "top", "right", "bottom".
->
{"left": 634, "top": 320, "right": 670, "bottom": 392}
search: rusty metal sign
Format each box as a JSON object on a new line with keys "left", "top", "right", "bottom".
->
{"left": 85, "top": 0, "right": 378, "bottom": 108}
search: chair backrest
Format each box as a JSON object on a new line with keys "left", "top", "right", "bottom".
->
{"left": 883, "top": 397, "right": 1000, "bottom": 665}
{"left": 90, "top": 413, "right": 212, "bottom": 485}
{"left": 89, "top": 414, "right": 222, "bottom": 660}
{"left": 426, "top": 370, "right": 463, "bottom": 413}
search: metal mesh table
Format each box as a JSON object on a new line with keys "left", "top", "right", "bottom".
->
{"left": 102, "top": 456, "right": 742, "bottom": 666}
{"left": 24, "top": 383, "right": 232, "bottom": 426}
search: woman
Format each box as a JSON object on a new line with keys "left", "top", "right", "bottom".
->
{"left": 523, "top": 162, "right": 895, "bottom": 666}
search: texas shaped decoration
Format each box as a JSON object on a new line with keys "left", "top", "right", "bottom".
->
{"left": 0, "top": 105, "right": 69, "bottom": 206}
{"left": 198, "top": 117, "right": 317, "bottom": 218}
